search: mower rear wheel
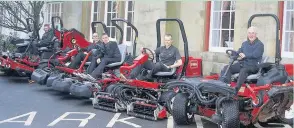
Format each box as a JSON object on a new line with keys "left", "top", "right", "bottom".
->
{"left": 218, "top": 100, "right": 240, "bottom": 128}
{"left": 172, "top": 93, "right": 194, "bottom": 125}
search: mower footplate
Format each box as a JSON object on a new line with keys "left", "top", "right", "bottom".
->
{"left": 46, "top": 73, "right": 65, "bottom": 87}
{"left": 127, "top": 102, "right": 167, "bottom": 121}
{"left": 31, "top": 69, "right": 49, "bottom": 85}
{"left": 69, "top": 82, "right": 93, "bottom": 98}
{"left": 51, "top": 78, "right": 75, "bottom": 92}
{"left": 93, "top": 93, "right": 126, "bottom": 113}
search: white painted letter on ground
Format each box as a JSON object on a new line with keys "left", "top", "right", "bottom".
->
{"left": 0, "top": 111, "right": 36, "bottom": 126}
{"left": 47, "top": 112, "right": 95, "bottom": 127}
{"left": 106, "top": 113, "right": 141, "bottom": 128}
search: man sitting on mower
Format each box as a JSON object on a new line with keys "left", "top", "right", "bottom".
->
{"left": 31, "top": 24, "right": 55, "bottom": 61}
{"left": 68, "top": 33, "right": 104, "bottom": 69}
{"left": 87, "top": 33, "right": 121, "bottom": 79}
{"left": 130, "top": 34, "right": 182, "bottom": 80}
{"left": 220, "top": 26, "right": 264, "bottom": 93}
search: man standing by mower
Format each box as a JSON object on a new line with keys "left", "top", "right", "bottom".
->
{"left": 87, "top": 33, "right": 121, "bottom": 79}
{"left": 68, "top": 33, "right": 104, "bottom": 69}
{"left": 130, "top": 34, "right": 183, "bottom": 80}
{"left": 220, "top": 26, "right": 264, "bottom": 93}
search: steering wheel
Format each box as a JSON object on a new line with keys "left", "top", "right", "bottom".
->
{"left": 142, "top": 47, "right": 154, "bottom": 62}
{"left": 226, "top": 49, "right": 241, "bottom": 60}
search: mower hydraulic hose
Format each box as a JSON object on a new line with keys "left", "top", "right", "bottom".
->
{"left": 166, "top": 81, "right": 217, "bottom": 105}
{"left": 143, "top": 91, "right": 157, "bottom": 101}
{"left": 215, "top": 97, "right": 228, "bottom": 114}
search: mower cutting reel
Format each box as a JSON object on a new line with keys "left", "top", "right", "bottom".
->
{"left": 92, "top": 18, "right": 197, "bottom": 121}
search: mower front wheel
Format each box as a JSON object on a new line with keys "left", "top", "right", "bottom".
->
{"left": 218, "top": 100, "right": 240, "bottom": 128}
{"left": 172, "top": 93, "right": 194, "bottom": 125}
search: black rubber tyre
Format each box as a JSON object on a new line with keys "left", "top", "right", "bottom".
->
{"left": 278, "top": 103, "right": 293, "bottom": 125}
{"left": 172, "top": 93, "right": 194, "bottom": 125}
{"left": 219, "top": 100, "right": 240, "bottom": 128}
{"left": 158, "top": 91, "right": 176, "bottom": 114}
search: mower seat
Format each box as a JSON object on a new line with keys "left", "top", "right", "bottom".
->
{"left": 14, "top": 53, "right": 23, "bottom": 58}
{"left": 38, "top": 47, "right": 49, "bottom": 51}
{"left": 154, "top": 67, "right": 177, "bottom": 76}
{"left": 15, "top": 40, "right": 30, "bottom": 47}
{"left": 232, "top": 56, "right": 269, "bottom": 80}
{"left": 106, "top": 44, "right": 127, "bottom": 68}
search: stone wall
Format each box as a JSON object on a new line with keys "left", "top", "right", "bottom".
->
{"left": 178, "top": 1, "right": 206, "bottom": 56}
{"left": 133, "top": 1, "right": 167, "bottom": 54}
{"left": 63, "top": 2, "right": 83, "bottom": 32}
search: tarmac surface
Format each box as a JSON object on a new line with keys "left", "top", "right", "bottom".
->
{"left": 0, "top": 74, "right": 292, "bottom": 128}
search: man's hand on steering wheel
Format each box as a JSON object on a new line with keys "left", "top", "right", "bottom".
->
{"left": 226, "top": 49, "right": 244, "bottom": 60}
{"left": 141, "top": 47, "right": 155, "bottom": 61}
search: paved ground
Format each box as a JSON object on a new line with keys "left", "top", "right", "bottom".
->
{"left": 0, "top": 74, "right": 292, "bottom": 128}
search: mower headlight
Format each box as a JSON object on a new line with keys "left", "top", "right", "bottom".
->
{"left": 71, "top": 38, "right": 76, "bottom": 44}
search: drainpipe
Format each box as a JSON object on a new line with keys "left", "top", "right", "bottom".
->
{"left": 204, "top": 1, "right": 211, "bottom": 52}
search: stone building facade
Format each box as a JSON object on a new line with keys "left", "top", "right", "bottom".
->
{"left": 41, "top": 1, "right": 294, "bottom": 76}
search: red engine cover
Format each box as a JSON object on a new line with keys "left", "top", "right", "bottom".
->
{"left": 177, "top": 57, "right": 202, "bottom": 77}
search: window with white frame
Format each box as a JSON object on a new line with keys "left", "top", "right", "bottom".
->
{"left": 123, "top": 1, "right": 135, "bottom": 45}
{"left": 46, "top": 2, "right": 63, "bottom": 29}
{"left": 209, "top": 1, "right": 236, "bottom": 52}
{"left": 282, "top": 1, "right": 294, "bottom": 58}
{"left": 105, "top": 1, "right": 118, "bottom": 39}
{"left": 92, "top": 1, "right": 101, "bottom": 22}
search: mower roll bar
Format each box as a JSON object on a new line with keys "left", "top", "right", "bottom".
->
{"left": 51, "top": 16, "right": 64, "bottom": 48}
{"left": 111, "top": 18, "right": 139, "bottom": 57}
{"left": 248, "top": 14, "right": 281, "bottom": 65}
{"left": 91, "top": 21, "right": 123, "bottom": 46}
{"left": 91, "top": 21, "right": 109, "bottom": 35}
{"left": 156, "top": 18, "right": 189, "bottom": 79}
{"left": 25, "top": 18, "right": 34, "bottom": 32}
{"left": 26, "top": 18, "right": 40, "bottom": 40}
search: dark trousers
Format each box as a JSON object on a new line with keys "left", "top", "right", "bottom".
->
{"left": 129, "top": 60, "right": 170, "bottom": 79}
{"left": 89, "top": 57, "right": 121, "bottom": 78}
{"left": 68, "top": 52, "right": 92, "bottom": 69}
{"left": 220, "top": 62, "right": 258, "bottom": 91}
{"left": 31, "top": 42, "right": 39, "bottom": 55}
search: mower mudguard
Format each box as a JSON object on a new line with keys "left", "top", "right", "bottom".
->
{"left": 51, "top": 78, "right": 75, "bottom": 92}
{"left": 46, "top": 73, "right": 65, "bottom": 87}
{"left": 267, "top": 86, "right": 294, "bottom": 98}
{"left": 69, "top": 82, "right": 93, "bottom": 98}
{"left": 31, "top": 69, "right": 49, "bottom": 85}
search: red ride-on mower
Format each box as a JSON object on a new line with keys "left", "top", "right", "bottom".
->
{"left": 49, "top": 21, "right": 114, "bottom": 93}
{"left": 68, "top": 19, "right": 132, "bottom": 98}
{"left": 167, "top": 14, "right": 294, "bottom": 128}
{"left": 31, "top": 16, "right": 90, "bottom": 85}
{"left": 51, "top": 19, "right": 131, "bottom": 97}
{"left": 91, "top": 18, "right": 203, "bottom": 121}
{"left": 0, "top": 17, "right": 58, "bottom": 77}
